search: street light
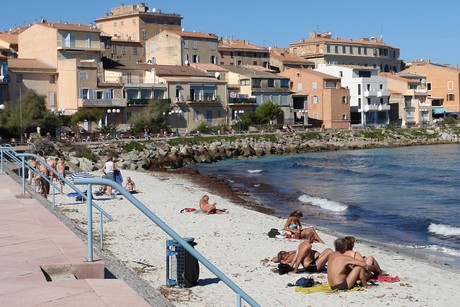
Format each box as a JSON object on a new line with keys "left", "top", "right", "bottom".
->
{"left": 168, "top": 109, "right": 183, "bottom": 136}
{"left": 298, "top": 109, "right": 308, "bottom": 130}
{"left": 107, "top": 108, "right": 120, "bottom": 138}
{"left": 51, "top": 108, "right": 65, "bottom": 142}
{"left": 236, "top": 110, "right": 245, "bottom": 133}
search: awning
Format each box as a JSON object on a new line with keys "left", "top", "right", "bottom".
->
{"left": 432, "top": 107, "right": 453, "bottom": 115}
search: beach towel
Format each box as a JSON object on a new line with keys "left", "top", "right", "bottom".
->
{"left": 114, "top": 170, "right": 123, "bottom": 185}
{"left": 67, "top": 172, "right": 94, "bottom": 182}
{"left": 180, "top": 208, "right": 197, "bottom": 213}
{"left": 295, "top": 283, "right": 364, "bottom": 294}
{"left": 369, "top": 275, "right": 400, "bottom": 283}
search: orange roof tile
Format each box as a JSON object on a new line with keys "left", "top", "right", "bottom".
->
{"left": 219, "top": 39, "right": 266, "bottom": 51}
{"left": 166, "top": 30, "right": 218, "bottom": 40}
{"left": 290, "top": 36, "right": 397, "bottom": 49}
{"left": 36, "top": 22, "right": 101, "bottom": 33}
{"left": 190, "top": 63, "right": 228, "bottom": 72}
{"left": 8, "top": 58, "right": 56, "bottom": 71}
{"left": 0, "top": 33, "right": 18, "bottom": 45}
{"left": 380, "top": 72, "right": 420, "bottom": 83}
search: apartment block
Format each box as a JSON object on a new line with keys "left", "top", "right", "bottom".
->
{"left": 269, "top": 47, "right": 315, "bottom": 73}
{"left": 290, "top": 32, "right": 401, "bottom": 72}
{"left": 218, "top": 39, "right": 269, "bottom": 68}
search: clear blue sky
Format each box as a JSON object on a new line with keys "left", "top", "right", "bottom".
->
{"left": 2, "top": 0, "right": 460, "bottom": 65}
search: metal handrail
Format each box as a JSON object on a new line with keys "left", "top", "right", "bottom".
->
{"left": 74, "top": 177, "right": 260, "bottom": 307}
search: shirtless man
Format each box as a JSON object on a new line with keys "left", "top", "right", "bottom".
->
{"left": 199, "top": 195, "right": 228, "bottom": 214}
{"left": 327, "top": 237, "right": 368, "bottom": 290}
{"left": 278, "top": 233, "right": 332, "bottom": 273}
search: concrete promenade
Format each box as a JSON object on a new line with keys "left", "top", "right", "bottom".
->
{"left": 0, "top": 174, "right": 151, "bottom": 306}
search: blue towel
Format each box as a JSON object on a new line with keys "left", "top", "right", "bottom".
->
{"left": 114, "top": 170, "right": 123, "bottom": 185}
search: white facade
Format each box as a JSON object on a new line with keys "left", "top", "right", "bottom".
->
{"left": 315, "top": 64, "right": 390, "bottom": 127}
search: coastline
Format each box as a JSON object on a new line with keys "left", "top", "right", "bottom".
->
{"left": 54, "top": 168, "right": 460, "bottom": 306}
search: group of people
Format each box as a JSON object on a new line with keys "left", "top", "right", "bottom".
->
{"left": 101, "top": 156, "right": 140, "bottom": 197}
{"left": 274, "top": 210, "right": 385, "bottom": 290}
{"left": 27, "top": 150, "right": 66, "bottom": 198}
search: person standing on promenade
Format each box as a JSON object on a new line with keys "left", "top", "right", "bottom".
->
{"left": 327, "top": 237, "right": 368, "bottom": 290}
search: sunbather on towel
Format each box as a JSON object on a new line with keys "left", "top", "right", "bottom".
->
{"left": 343, "top": 236, "right": 385, "bottom": 278}
{"left": 283, "top": 210, "right": 324, "bottom": 243}
{"left": 199, "top": 195, "right": 228, "bottom": 214}
{"left": 327, "top": 237, "right": 368, "bottom": 290}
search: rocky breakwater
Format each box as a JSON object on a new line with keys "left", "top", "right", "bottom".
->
{"left": 67, "top": 127, "right": 460, "bottom": 173}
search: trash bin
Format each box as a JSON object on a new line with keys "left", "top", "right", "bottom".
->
{"left": 166, "top": 237, "right": 199, "bottom": 287}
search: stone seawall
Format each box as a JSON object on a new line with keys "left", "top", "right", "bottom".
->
{"left": 65, "top": 128, "right": 460, "bottom": 173}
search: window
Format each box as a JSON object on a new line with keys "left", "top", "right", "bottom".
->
{"left": 313, "top": 112, "right": 318, "bottom": 119}
{"left": 342, "top": 46, "right": 346, "bottom": 53}
{"left": 364, "top": 47, "right": 367, "bottom": 55}
{"left": 49, "top": 75, "right": 56, "bottom": 84}
{"left": 367, "top": 84, "right": 371, "bottom": 90}
{"left": 312, "top": 95, "right": 319, "bottom": 104}
{"left": 16, "top": 74, "right": 23, "bottom": 83}
{"left": 447, "top": 93, "right": 455, "bottom": 101}
{"left": 427, "top": 82, "right": 432, "bottom": 90}
{"left": 120, "top": 21, "right": 124, "bottom": 27}
{"left": 112, "top": 45, "right": 117, "bottom": 54}
{"left": 252, "top": 79, "right": 261, "bottom": 87}
{"left": 142, "top": 30, "right": 147, "bottom": 40}
{"left": 358, "top": 98, "right": 361, "bottom": 108}
{"left": 326, "top": 45, "right": 330, "bottom": 53}
{"left": 192, "top": 54, "right": 199, "bottom": 63}
{"left": 240, "top": 79, "right": 250, "bottom": 86}
{"left": 335, "top": 45, "right": 338, "bottom": 53}
{"left": 114, "top": 21, "right": 117, "bottom": 27}
{"left": 280, "top": 79, "right": 289, "bottom": 88}
{"left": 49, "top": 92, "right": 56, "bottom": 106}
{"left": 339, "top": 71, "right": 343, "bottom": 77}
{"left": 341, "top": 96, "right": 348, "bottom": 104}
{"left": 149, "top": 42, "right": 155, "bottom": 52}
{"left": 312, "top": 82, "right": 317, "bottom": 90}
{"left": 121, "top": 46, "right": 126, "bottom": 55}
{"left": 358, "top": 47, "right": 361, "bottom": 55}
{"left": 380, "top": 84, "right": 383, "bottom": 90}
{"left": 268, "top": 79, "right": 274, "bottom": 87}
{"left": 349, "top": 46, "right": 353, "bottom": 54}
{"left": 132, "top": 18, "right": 136, "bottom": 24}
{"left": 210, "top": 55, "right": 216, "bottom": 64}
{"left": 211, "top": 42, "right": 216, "bottom": 50}
{"left": 133, "top": 46, "right": 138, "bottom": 55}
{"left": 341, "top": 114, "right": 348, "bottom": 120}
{"left": 358, "top": 84, "right": 361, "bottom": 95}
{"left": 184, "top": 40, "right": 189, "bottom": 49}
{"left": 297, "top": 83, "right": 302, "bottom": 91}
{"left": 86, "top": 34, "right": 91, "bottom": 48}
{"left": 79, "top": 72, "right": 88, "bottom": 80}
{"left": 193, "top": 41, "right": 198, "bottom": 49}
{"left": 80, "top": 88, "right": 90, "bottom": 99}
{"left": 448, "top": 81, "right": 454, "bottom": 90}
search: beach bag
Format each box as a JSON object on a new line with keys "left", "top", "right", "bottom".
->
{"left": 287, "top": 277, "right": 315, "bottom": 287}
{"left": 268, "top": 228, "right": 280, "bottom": 238}
{"left": 278, "top": 263, "right": 294, "bottom": 275}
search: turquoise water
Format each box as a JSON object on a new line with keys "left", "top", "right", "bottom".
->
{"left": 195, "top": 144, "right": 460, "bottom": 269}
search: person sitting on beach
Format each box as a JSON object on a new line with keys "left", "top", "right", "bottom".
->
{"left": 199, "top": 195, "right": 228, "bottom": 214}
{"left": 276, "top": 232, "right": 332, "bottom": 273}
{"left": 283, "top": 210, "right": 324, "bottom": 243}
{"left": 327, "top": 237, "right": 368, "bottom": 290}
{"left": 124, "top": 176, "right": 140, "bottom": 193}
{"left": 343, "top": 236, "right": 385, "bottom": 278}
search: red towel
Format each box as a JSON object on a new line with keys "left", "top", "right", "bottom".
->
{"left": 369, "top": 275, "right": 400, "bottom": 283}
{"left": 180, "top": 207, "right": 197, "bottom": 213}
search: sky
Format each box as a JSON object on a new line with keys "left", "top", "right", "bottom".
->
{"left": 2, "top": 0, "right": 460, "bottom": 66}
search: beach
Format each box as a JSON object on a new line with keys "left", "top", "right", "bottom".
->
{"left": 55, "top": 169, "right": 460, "bottom": 306}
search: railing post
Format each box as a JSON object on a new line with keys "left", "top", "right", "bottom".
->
{"left": 21, "top": 156, "right": 26, "bottom": 195}
{"left": 100, "top": 214, "right": 104, "bottom": 250}
{"left": 86, "top": 184, "right": 94, "bottom": 262}
{"left": 1, "top": 149, "right": 3, "bottom": 174}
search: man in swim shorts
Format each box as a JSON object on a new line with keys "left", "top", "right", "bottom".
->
{"left": 327, "top": 237, "right": 368, "bottom": 290}
{"left": 288, "top": 233, "right": 332, "bottom": 273}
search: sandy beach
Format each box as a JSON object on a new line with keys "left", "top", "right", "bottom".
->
{"left": 55, "top": 169, "right": 460, "bottom": 306}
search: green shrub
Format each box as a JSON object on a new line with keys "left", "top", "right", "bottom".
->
{"left": 123, "top": 141, "right": 144, "bottom": 152}
{"left": 74, "top": 145, "right": 99, "bottom": 162}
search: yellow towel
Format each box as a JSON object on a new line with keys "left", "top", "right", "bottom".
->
{"left": 295, "top": 283, "right": 364, "bottom": 294}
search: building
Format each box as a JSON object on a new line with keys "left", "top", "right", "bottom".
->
{"left": 0, "top": 55, "right": 9, "bottom": 103}
{"left": 0, "top": 32, "right": 18, "bottom": 58}
{"left": 269, "top": 47, "right": 315, "bottom": 73}
{"left": 290, "top": 32, "right": 402, "bottom": 72}
{"left": 218, "top": 38, "right": 269, "bottom": 68}
{"left": 102, "top": 38, "right": 144, "bottom": 66}
{"left": 380, "top": 72, "right": 431, "bottom": 127}
{"left": 95, "top": 3, "right": 182, "bottom": 55}
{"left": 279, "top": 68, "right": 350, "bottom": 129}
{"left": 402, "top": 61, "right": 460, "bottom": 113}
{"left": 145, "top": 30, "right": 219, "bottom": 66}
{"left": 222, "top": 65, "right": 291, "bottom": 124}
{"left": 315, "top": 64, "right": 390, "bottom": 127}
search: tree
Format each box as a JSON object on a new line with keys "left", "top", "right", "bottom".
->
{"left": 71, "top": 108, "right": 103, "bottom": 131}
{"left": 255, "top": 101, "right": 283, "bottom": 124}
{"left": 129, "top": 99, "right": 171, "bottom": 133}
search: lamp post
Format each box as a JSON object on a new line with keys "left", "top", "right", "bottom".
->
{"left": 51, "top": 108, "right": 65, "bottom": 142}
{"left": 299, "top": 109, "right": 308, "bottom": 130}
{"left": 107, "top": 108, "right": 120, "bottom": 138}
{"left": 236, "top": 110, "right": 244, "bottom": 133}
{"left": 168, "top": 109, "right": 183, "bottom": 136}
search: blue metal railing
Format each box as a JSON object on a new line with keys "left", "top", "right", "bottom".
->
{"left": 74, "top": 177, "right": 260, "bottom": 307}
{"left": 0, "top": 147, "right": 113, "bottom": 249}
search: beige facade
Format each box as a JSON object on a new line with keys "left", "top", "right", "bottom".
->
{"left": 403, "top": 61, "right": 460, "bottom": 112}
{"left": 279, "top": 68, "right": 350, "bottom": 129}
{"left": 218, "top": 39, "right": 269, "bottom": 68}
{"left": 269, "top": 47, "right": 315, "bottom": 73}
{"left": 145, "top": 30, "right": 219, "bottom": 66}
{"left": 95, "top": 3, "right": 182, "bottom": 51}
{"left": 290, "top": 32, "right": 401, "bottom": 72}
{"left": 380, "top": 72, "right": 431, "bottom": 127}
{"left": 102, "top": 39, "right": 144, "bottom": 66}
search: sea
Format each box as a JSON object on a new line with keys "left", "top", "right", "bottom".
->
{"left": 193, "top": 144, "right": 460, "bottom": 270}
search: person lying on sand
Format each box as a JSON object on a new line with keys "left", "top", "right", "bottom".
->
{"left": 327, "top": 237, "right": 368, "bottom": 290}
{"left": 275, "top": 233, "right": 332, "bottom": 273}
{"left": 199, "top": 195, "right": 229, "bottom": 214}
{"left": 283, "top": 210, "right": 324, "bottom": 243}
{"left": 343, "top": 236, "right": 385, "bottom": 278}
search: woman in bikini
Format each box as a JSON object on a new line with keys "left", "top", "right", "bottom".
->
{"left": 343, "top": 236, "right": 385, "bottom": 278}
{"left": 283, "top": 210, "right": 324, "bottom": 243}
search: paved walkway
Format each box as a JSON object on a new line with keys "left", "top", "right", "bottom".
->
{"left": 0, "top": 174, "right": 151, "bottom": 306}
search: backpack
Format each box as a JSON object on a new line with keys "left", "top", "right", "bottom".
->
{"left": 268, "top": 228, "right": 280, "bottom": 238}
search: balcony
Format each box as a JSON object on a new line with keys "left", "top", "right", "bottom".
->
{"left": 363, "top": 104, "right": 390, "bottom": 112}
{"left": 186, "top": 95, "right": 222, "bottom": 106}
{"left": 57, "top": 40, "right": 104, "bottom": 52}
{"left": 228, "top": 97, "right": 257, "bottom": 104}
{"left": 79, "top": 98, "right": 127, "bottom": 108}
{"left": 364, "top": 89, "right": 390, "bottom": 97}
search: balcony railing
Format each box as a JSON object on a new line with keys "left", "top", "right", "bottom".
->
{"left": 363, "top": 104, "right": 390, "bottom": 112}
{"left": 228, "top": 97, "right": 257, "bottom": 104}
{"left": 57, "top": 40, "right": 104, "bottom": 51}
{"left": 79, "top": 98, "right": 127, "bottom": 107}
{"left": 127, "top": 98, "right": 171, "bottom": 106}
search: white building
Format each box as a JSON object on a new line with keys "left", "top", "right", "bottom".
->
{"left": 315, "top": 64, "right": 390, "bottom": 127}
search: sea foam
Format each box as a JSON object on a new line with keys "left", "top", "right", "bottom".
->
{"left": 298, "top": 195, "right": 348, "bottom": 212}
{"left": 247, "top": 169, "right": 263, "bottom": 173}
{"left": 428, "top": 223, "right": 460, "bottom": 237}
{"left": 407, "top": 244, "right": 460, "bottom": 257}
